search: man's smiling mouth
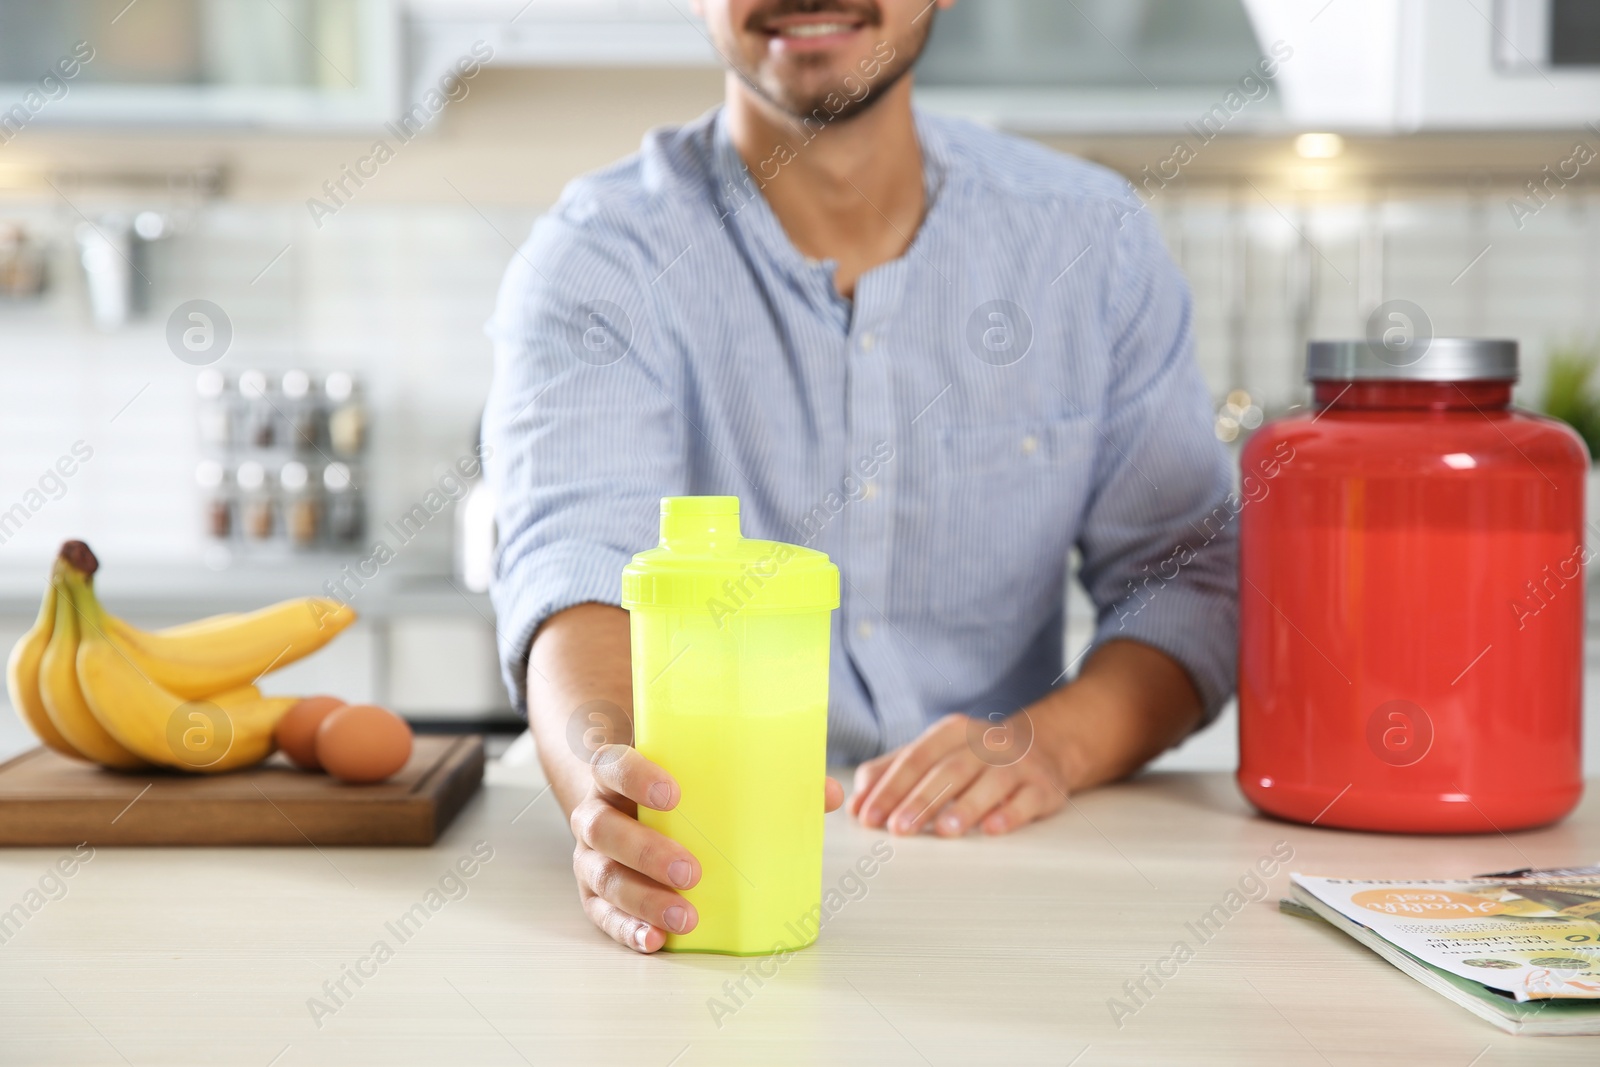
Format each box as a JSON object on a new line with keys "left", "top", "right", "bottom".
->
{"left": 770, "top": 20, "right": 863, "bottom": 39}
{"left": 751, "top": 5, "right": 878, "bottom": 46}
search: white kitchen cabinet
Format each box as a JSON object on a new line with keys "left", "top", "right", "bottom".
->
{"left": 406, "top": 0, "right": 715, "bottom": 83}
{"left": 257, "top": 618, "right": 382, "bottom": 706}
{"left": 0, "top": 0, "right": 399, "bottom": 128}
{"left": 384, "top": 614, "right": 507, "bottom": 717}
{"left": 1244, "top": 0, "right": 1600, "bottom": 130}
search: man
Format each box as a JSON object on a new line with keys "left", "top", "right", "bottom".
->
{"left": 484, "top": 0, "right": 1237, "bottom": 954}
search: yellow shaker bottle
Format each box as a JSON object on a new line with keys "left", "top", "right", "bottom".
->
{"left": 622, "top": 496, "right": 839, "bottom": 955}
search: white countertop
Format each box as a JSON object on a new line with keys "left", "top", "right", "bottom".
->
{"left": 1, "top": 760, "right": 1596, "bottom": 1065}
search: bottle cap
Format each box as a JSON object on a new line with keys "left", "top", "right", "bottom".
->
{"left": 1306, "top": 338, "right": 1518, "bottom": 382}
{"left": 622, "top": 496, "right": 840, "bottom": 615}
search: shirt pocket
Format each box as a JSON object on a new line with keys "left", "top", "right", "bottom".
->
{"left": 922, "top": 415, "right": 1097, "bottom": 625}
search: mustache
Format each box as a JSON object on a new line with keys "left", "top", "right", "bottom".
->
{"left": 745, "top": 0, "right": 884, "bottom": 31}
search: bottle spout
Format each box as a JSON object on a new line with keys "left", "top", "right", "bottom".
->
{"left": 659, "top": 496, "right": 741, "bottom": 547}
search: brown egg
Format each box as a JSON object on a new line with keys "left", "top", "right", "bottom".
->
{"left": 274, "top": 696, "right": 347, "bottom": 770}
{"left": 316, "top": 704, "right": 413, "bottom": 784}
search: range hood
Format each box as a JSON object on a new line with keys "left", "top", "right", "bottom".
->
{"left": 917, "top": 0, "right": 1600, "bottom": 132}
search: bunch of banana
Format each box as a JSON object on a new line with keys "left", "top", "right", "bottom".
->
{"left": 5, "top": 541, "right": 357, "bottom": 774}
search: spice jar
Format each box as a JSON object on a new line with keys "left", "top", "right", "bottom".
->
{"left": 325, "top": 371, "right": 366, "bottom": 457}
{"left": 239, "top": 370, "right": 276, "bottom": 449}
{"left": 282, "top": 369, "right": 323, "bottom": 451}
{"left": 196, "top": 460, "right": 231, "bottom": 540}
{"left": 280, "top": 461, "right": 320, "bottom": 549}
{"left": 236, "top": 461, "right": 275, "bottom": 542}
{"left": 196, "top": 369, "right": 232, "bottom": 447}
{"left": 324, "top": 462, "right": 363, "bottom": 544}
{"left": 1238, "top": 339, "right": 1587, "bottom": 833}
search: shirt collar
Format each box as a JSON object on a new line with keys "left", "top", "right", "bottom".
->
{"left": 708, "top": 105, "right": 955, "bottom": 315}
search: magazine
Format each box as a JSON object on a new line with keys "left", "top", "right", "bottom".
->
{"left": 1287, "top": 865, "right": 1600, "bottom": 1036}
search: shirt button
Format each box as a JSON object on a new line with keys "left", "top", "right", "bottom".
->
{"left": 1020, "top": 434, "right": 1039, "bottom": 455}
{"left": 860, "top": 333, "right": 875, "bottom": 352}
{"left": 856, "top": 620, "right": 874, "bottom": 639}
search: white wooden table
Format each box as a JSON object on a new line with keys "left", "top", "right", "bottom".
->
{"left": 1, "top": 762, "right": 1597, "bottom": 1065}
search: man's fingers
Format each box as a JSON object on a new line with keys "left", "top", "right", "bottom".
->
{"left": 570, "top": 798, "right": 700, "bottom": 890}
{"left": 980, "top": 782, "right": 1056, "bottom": 835}
{"left": 575, "top": 848, "right": 698, "bottom": 937}
{"left": 885, "top": 754, "right": 982, "bottom": 835}
{"left": 848, "top": 754, "right": 893, "bottom": 814}
{"left": 590, "top": 744, "right": 679, "bottom": 811}
{"left": 855, "top": 715, "right": 968, "bottom": 829}
{"left": 931, "top": 769, "right": 1018, "bottom": 838}
{"left": 581, "top": 892, "right": 663, "bottom": 954}
{"left": 825, "top": 776, "right": 844, "bottom": 813}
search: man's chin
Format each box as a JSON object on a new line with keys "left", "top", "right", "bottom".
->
{"left": 744, "top": 61, "right": 896, "bottom": 124}
{"left": 726, "top": 9, "right": 933, "bottom": 127}
{"left": 764, "top": 78, "right": 853, "bottom": 114}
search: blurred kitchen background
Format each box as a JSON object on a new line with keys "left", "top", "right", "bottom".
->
{"left": 2, "top": 0, "right": 1600, "bottom": 771}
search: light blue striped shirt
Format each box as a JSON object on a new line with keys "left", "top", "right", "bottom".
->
{"left": 484, "top": 107, "right": 1237, "bottom": 763}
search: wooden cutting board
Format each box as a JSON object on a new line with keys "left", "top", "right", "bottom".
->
{"left": 0, "top": 734, "right": 484, "bottom": 847}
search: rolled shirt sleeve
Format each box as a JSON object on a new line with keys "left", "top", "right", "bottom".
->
{"left": 1074, "top": 199, "right": 1239, "bottom": 724}
{"left": 482, "top": 212, "right": 686, "bottom": 716}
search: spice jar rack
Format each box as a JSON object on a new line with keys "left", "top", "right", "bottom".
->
{"left": 195, "top": 368, "right": 368, "bottom": 558}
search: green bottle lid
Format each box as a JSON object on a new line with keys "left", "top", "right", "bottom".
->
{"left": 621, "top": 497, "right": 840, "bottom": 617}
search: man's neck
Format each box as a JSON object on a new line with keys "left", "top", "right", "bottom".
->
{"left": 725, "top": 76, "right": 926, "bottom": 301}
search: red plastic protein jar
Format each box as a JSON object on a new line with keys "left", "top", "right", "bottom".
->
{"left": 1238, "top": 338, "right": 1587, "bottom": 833}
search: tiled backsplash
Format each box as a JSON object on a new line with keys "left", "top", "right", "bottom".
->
{"left": 2, "top": 180, "right": 1598, "bottom": 571}
{"left": 0, "top": 199, "right": 536, "bottom": 571}
{"left": 1159, "top": 184, "right": 1600, "bottom": 411}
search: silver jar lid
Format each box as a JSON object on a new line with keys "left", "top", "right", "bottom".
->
{"left": 1306, "top": 338, "right": 1519, "bottom": 382}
